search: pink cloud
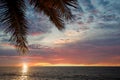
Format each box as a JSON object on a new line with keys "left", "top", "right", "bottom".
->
{"left": 0, "top": 44, "right": 120, "bottom": 66}
{"left": 30, "top": 32, "right": 42, "bottom": 36}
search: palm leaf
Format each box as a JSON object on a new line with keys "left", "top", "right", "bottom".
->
{"left": 0, "top": 0, "right": 28, "bottom": 54}
{"left": 30, "top": 0, "right": 78, "bottom": 30}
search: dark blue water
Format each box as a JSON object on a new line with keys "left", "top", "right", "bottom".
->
{"left": 0, "top": 67, "right": 120, "bottom": 80}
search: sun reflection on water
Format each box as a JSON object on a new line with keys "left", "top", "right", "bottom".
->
{"left": 22, "top": 63, "right": 28, "bottom": 73}
{"left": 19, "top": 63, "right": 28, "bottom": 80}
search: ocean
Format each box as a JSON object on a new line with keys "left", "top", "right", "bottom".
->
{"left": 0, "top": 67, "right": 120, "bottom": 80}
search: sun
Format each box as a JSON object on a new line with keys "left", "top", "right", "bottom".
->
{"left": 22, "top": 63, "right": 28, "bottom": 73}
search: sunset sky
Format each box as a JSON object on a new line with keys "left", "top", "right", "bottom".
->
{"left": 0, "top": 0, "right": 120, "bottom": 66}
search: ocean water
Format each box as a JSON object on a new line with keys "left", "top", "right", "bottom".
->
{"left": 0, "top": 67, "right": 120, "bottom": 80}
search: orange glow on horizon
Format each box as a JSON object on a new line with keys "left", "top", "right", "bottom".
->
{"left": 28, "top": 63, "right": 120, "bottom": 67}
{"left": 5, "top": 63, "right": 120, "bottom": 67}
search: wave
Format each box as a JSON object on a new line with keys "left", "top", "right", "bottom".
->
{"left": 0, "top": 72, "right": 120, "bottom": 80}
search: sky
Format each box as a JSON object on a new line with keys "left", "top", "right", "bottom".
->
{"left": 0, "top": 0, "right": 120, "bottom": 66}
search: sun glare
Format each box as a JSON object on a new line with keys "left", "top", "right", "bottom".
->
{"left": 22, "top": 63, "right": 28, "bottom": 73}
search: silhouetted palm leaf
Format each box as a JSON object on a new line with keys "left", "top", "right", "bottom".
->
{"left": 30, "top": 0, "right": 78, "bottom": 29}
{"left": 0, "top": 0, "right": 78, "bottom": 54}
{"left": 0, "top": 0, "right": 28, "bottom": 54}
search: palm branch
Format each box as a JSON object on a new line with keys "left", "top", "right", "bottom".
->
{"left": 0, "top": 0, "right": 78, "bottom": 54}
{"left": 0, "top": 0, "right": 28, "bottom": 54}
{"left": 30, "top": 0, "right": 78, "bottom": 29}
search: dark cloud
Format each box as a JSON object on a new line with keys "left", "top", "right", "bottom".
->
{"left": 0, "top": 49, "right": 17, "bottom": 56}
{"left": 82, "top": 37, "right": 120, "bottom": 46}
{"left": 94, "top": 23, "right": 120, "bottom": 30}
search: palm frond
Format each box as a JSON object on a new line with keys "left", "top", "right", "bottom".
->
{"left": 63, "top": 0, "right": 78, "bottom": 8}
{"left": 52, "top": 0, "right": 78, "bottom": 20}
{"left": 0, "top": 0, "right": 28, "bottom": 54}
{"left": 29, "top": 0, "right": 78, "bottom": 30}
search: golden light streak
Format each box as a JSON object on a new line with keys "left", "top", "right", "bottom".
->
{"left": 31, "top": 63, "right": 120, "bottom": 67}
{"left": 33, "top": 63, "right": 86, "bottom": 66}
{"left": 22, "top": 63, "right": 28, "bottom": 73}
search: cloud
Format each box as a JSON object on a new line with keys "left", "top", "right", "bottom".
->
{"left": 27, "top": 41, "right": 120, "bottom": 65}
{"left": 0, "top": 41, "right": 120, "bottom": 66}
